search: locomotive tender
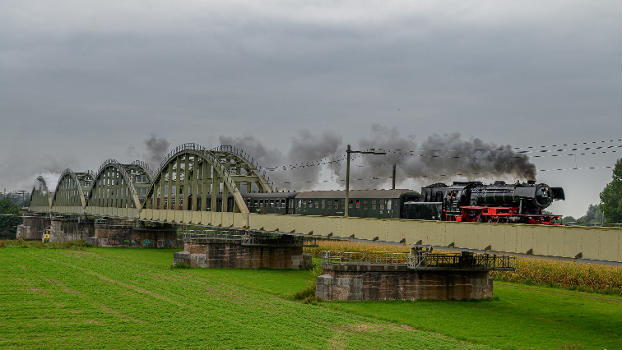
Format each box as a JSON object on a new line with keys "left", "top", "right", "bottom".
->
{"left": 240, "top": 180, "right": 565, "bottom": 225}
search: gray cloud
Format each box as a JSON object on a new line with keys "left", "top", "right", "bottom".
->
{"left": 0, "top": 1, "right": 619, "bottom": 217}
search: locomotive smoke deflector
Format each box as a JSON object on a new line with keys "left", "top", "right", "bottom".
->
{"left": 551, "top": 187, "right": 565, "bottom": 200}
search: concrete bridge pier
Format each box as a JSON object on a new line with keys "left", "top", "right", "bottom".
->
{"left": 48, "top": 216, "right": 94, "bottom": 242}
{"left": 316, "top": 250, "right": 514, "bottom": 301}
{"left": 17, "top": 215, "right": 51, "bottom": 240}
{"left": 173, "top": 231, "right": 312, "bottom": 269}
{"left": 88, "top": 219, "right": 179, "bottom": 248}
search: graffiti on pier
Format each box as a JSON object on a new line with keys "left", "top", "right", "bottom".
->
{"left": 101, "top": 238, "right": 175, "bottom": 248}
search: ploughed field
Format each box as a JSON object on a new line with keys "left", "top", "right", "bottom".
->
{"left": 0, "top": 247, "right": 620, "bottom": 350}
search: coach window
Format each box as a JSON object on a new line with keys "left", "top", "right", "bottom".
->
{"left": 327, "top": 200, "right": 332, "bottom": 209}
{"left": 356, "top": 200, "right": 360, "bottom": 209}
{"left": 348, "top": 199, "right": 353, "bottom": 209}
{"left": 371, "top": 200, "right": 376, "bottom": 210}
{"left": 379, "top": 200, "right": 384, "bottom": 210}
{"left": 321, "top": 200, "right": 325, "bottom": 209}
{"left": 297, "top": 200, "right": 301, "bottom": 209}
{"left": 314, "top": 201, "right": 319, "bottom": 209}
{"left": 387, "top": 200, "right": 392, "bottom": 211}
{"left": 362, "top": 200, "right": 368, "bottom": 210}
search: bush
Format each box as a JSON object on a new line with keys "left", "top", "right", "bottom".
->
{"left": 293, "top": 285, "right": 315, "bottom": 300}
{"left": 292, "top": 260, "right": 323, "bottom": 304}
{"left": 171, "top": 263, "right": 191, "bottom": 269}
{"left": 0, "top": 240, "right": 87, "bottom": 250}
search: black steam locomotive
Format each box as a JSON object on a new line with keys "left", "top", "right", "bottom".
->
{"left": 237, "top": 180, "right": 564, "bottom": 225}
{"left": 405, "top": 181, "right": 565, "bottom": 224}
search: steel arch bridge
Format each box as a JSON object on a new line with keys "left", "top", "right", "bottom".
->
{"left": 33, "top": 143, "right": 273, "bottom": 218}
{"left": 26, "top": 143, "right": 622, "bottom": 264}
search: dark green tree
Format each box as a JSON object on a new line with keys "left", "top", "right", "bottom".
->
{"left": 599, "top": 158, "right": 622, "bottom": 224}
{"left": 577, "top": 204, "right": 603, "bottom": 226}
{"left": 0, "top": 197, "right": 22, "bottom": 238}
{"left": 561, "top": 216, "right": 577, "bottom": 225}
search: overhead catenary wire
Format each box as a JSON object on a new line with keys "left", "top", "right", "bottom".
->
{"left": 275, "top": 164, "right": 618, "bottom": 190}
{"left": 512, "top": 138, "right": 621, "bottom": 151}
{"left": 243, "top": 137, "right": 621, "bottom": 173}
{"left": 263, "top": 145, "right": 621, "bottom": 172}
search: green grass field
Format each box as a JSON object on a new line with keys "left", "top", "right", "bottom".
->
{"left": 0, "top": 247, "right": 619, "bottom": 349}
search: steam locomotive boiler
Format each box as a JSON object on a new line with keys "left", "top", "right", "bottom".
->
{"left": 405, "top": 181, "right": 565, "bottom": 224}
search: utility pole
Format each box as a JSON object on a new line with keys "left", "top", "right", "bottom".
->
{"left": 392, "top": 164, "right": 396, "bottom": 190}
{"left": 344, "top": 145, "right": 386, "bottom": 217}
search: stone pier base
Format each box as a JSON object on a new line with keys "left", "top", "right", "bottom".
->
{"left": 17, "top": 215, "right": 50, "bottom": 240}
{"left": 173, "top": 235, "right": 312, "bottom": 269}
{"left": 48, "top": 217, "right": 94, "bottom": 242}
{"left": 87, "top": 220, "right": 179, "bottom": 248}
{"left": 316, "top": 264, "right": 493, "bottom": 301}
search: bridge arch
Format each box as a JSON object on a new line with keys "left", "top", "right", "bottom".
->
{"left": 51, "top": 169, "right": 94, "bottom": 214}
{"left": 145, "top": 143, "right": 271, "bottom": 213}
{"left": 211, "top": 145, "right": 273, "bottom": 193}
{"left": 29, "top": 176, "right": 52, "bottom": 212}
{"left": 86, "top": 159, "right": 152, "bottom": 211}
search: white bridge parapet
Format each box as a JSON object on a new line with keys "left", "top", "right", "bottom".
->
{"left": 134, "top": 209, "right": 622, "bottom": 264}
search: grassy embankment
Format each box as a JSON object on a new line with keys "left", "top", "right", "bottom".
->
{"left": 0, "top": 245, "right": 620, "bottom": 349}
{"left": 305, "top": 240, "right": 622, "bottom": 295}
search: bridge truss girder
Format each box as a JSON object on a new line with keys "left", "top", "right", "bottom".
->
{"left": 87, "top": 159, "right": 153, "bottom": 210}
{"left": 50, "top": 169, "right": 94, "bottom": 214}
{"left": 144, "top": 144, "right": 272, "bottom": 214}
{"left": 212, "top": 145, "right": 273, "bottom": 194}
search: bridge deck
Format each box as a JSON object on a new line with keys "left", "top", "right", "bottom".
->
{"left": 131, "top": 209, "right": 620, "bottom": 263}
{"left": 31, "top": 206, "right": 622, "bottom": 263}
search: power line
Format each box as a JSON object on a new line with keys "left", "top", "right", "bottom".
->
{"left": 264, "top": 146, "right": 620, "bottom": 172}
{"left": 538, "top": 165, "right": 615, "bottom": 173}
{"left": 235, "top": 137, "right": 621, "bottom": 174}
{"left": 273, "top": 163, "right": 618, "bottom": 190}
{"left": 513, "top": 138, "right": 621, "bottom": 151}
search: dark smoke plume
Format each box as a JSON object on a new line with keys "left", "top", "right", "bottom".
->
{"left": 411, "top": 133, "right": 536, "bottom": 180}
{"left": 219, "top": 125, "right": 534, "bottom": 191}
{"left": 353, "top": 124, "right": 536, "bottom": 187}
{"left": 144, "top": 134, "right": 170, "bottom": 170}
{"left": 219, "top": 130, "right": 342, "bottom": 190}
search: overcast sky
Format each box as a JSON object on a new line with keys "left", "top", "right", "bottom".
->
{"left": 0, "top": 0, "right": 620, "bottom": 217}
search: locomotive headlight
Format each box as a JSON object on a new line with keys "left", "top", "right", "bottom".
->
{"left": 534, "top": 184, "right": 554, "bottom": 208}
